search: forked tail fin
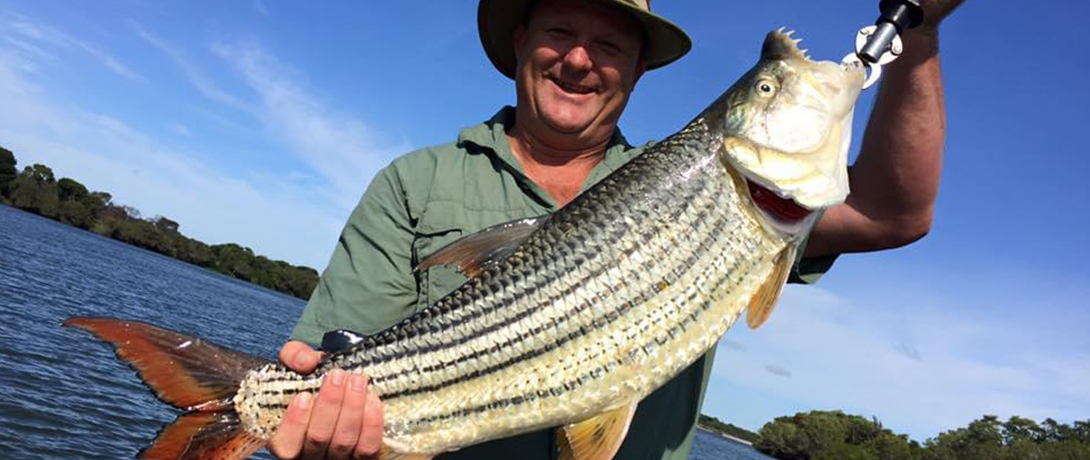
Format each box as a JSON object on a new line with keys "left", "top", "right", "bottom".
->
{"left": 64, "top": 316, "right": 271, "bottom": 460}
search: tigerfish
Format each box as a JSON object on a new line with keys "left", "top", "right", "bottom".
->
{"left": 65, "top": 29, "right": 865, "bottom": 460}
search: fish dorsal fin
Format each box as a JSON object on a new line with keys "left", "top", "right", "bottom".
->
{"left": 746, "top": 245, "right": 796, "bottom": 329}
{"left": 320, "top": 329, "right": 369, "bottom": 354}
{"left": 557, "top": 400, "right": 638, "bottom": 460}
{"left": 416, "top": 216, "right": 550, "bottom": 278}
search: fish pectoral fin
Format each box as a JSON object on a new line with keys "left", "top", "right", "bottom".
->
{"left": 746, "top": 245, "right": 796, "bottom": 329}
{"left": 557, "top": 400, "right": 639, "bottom": 460}
{"left": 416, "top": 215, "right": 551, "bottom": 278}
{"left": 320, "top": 329, "right": 369, "bottom": 354}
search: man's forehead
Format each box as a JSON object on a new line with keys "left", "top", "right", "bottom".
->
{"left": 527, "top": 0, "right": 644, "bottom": 35}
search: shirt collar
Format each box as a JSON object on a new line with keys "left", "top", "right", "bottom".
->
{"left": 457, "top": 107, "right": 639, "bottom": 209}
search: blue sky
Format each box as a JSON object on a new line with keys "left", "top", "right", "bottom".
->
{"left": 1, "top": 0, "right": 1087, "bottom": 442}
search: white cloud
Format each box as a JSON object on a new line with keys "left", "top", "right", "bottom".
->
{"left": 4, "top": 13, "right": 143, "bottom": 82}
{"left": 709, "top": 279, "right": 1090, "bottom": 440}
{"left": 131, "top": 23, "right": 254, "bottom": 113}
{"left": 168, "top": 122, "right": 191, "bottom": 137}
{"left": 211, "top": 40, "right": 410, "bottom": 209}
{"left": 0, "top": 12, "right": 419, "bottom": 268}
{"left": 0, "top": 41, "right": 342, "bottom": 268}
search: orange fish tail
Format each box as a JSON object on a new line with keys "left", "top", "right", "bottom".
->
{"left": 64, "top": 316, "right": 270, "bottom": 460}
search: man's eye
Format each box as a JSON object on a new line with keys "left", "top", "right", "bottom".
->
{"left": 598, "top": 41, "right": 622, "bottom": 55}
{"left": 546, "top": 28, "right": 572, "bottom": 38}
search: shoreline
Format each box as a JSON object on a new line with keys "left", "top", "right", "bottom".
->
{"left": 697, "top": 426, "right": 754, "bottom": 446}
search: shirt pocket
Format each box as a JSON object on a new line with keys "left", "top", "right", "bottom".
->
{"left": 412, "top": 201, "right": 471, "bottom": 310}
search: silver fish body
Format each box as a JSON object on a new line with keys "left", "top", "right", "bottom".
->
{"left": 236, "top": 118, "right": 781, "bottom": 453}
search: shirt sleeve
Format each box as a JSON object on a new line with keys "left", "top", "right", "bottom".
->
{"left": 787, "top": 209, "right": 838, "bottom": 285}
{"left": 290, "top": 165, "right": 420, "bottom": 347}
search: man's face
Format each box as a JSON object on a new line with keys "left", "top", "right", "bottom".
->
{"left": 513, "top": 0, "right": 645, "bottom": 143}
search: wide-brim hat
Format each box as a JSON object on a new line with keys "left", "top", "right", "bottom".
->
{"left": 478, "top": 0, "right": 692, "bottom": 79}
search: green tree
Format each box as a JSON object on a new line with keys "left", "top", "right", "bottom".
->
{"left": 58, "top": 200, "right": 94, "bottom": 229}
{"left": 756, "top": 411, "right": 918, "bottom": 460}
{"left": 27, "top": 164, "right": 56, "bottom": 184}
{"left": 57, "top": 177, "right": 90, "bottom": 201}
{"left": 814, "top": 442, "right": 876, "bottom": 460}
{"left": 154, "top": 216, "right": 180, "bottom": 234}
{"left": 8, "top": 168, "right": 60, "bottom": 217}
{"left": 0, "top": 146, "right": 16, "bottom": 194}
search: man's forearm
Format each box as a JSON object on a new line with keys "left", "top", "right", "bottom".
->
{"left": 806, "top": 31, "right": 946, "bottom": 257}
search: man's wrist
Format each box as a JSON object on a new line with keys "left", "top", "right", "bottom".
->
{"left": 893, "top": 30, "right": 941, "bottom": 66}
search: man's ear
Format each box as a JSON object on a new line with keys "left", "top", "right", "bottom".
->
{"left": 631, "top": 60, "right": 646, "bottom": 87}
{"left": 513, "top": 25, "right": 527, "bottom": 62}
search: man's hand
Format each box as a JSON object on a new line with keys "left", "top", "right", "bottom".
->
{"left": 268, "top": 341, "right": 384, "bottom": 460}
{"left": 918, "top": 0, "right": 969, "bottom": 35}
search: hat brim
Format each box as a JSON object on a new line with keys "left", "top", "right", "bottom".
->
{"left": 478, "top": 0, "right": 692, "bottom": 79}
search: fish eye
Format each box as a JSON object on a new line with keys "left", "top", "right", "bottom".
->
{"left": 756, "top": 79, "right": 777, "bottom": 97}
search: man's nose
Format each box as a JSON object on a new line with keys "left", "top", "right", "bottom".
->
{"left": 562, "top": 44, "right": 592, "bottom": 74}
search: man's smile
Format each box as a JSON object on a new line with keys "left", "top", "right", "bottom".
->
{"left": 547, "top": 75, "right": 596, "bottom": 96}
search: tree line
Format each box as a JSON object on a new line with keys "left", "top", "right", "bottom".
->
{"left": 753, "top": 410, "right": 1090, "bottom": 460}
{"left": 0, "top": 146, "right": 319, "bottom": 299}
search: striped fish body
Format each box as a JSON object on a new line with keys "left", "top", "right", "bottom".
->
{"left": 235, "top": 113, "right": 787, "bottom": 454}
{"left": 64, "top": 29, "right": 864, "bottom": 460}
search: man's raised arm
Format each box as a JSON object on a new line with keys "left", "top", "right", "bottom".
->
{"left": 806, "top": 0, "right": 968, "bottom": 257}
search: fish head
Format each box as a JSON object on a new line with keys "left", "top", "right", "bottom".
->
{"left": 718, "top": 29, "right": 865, "bottom": 235}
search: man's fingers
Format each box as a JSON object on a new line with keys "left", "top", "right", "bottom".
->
{"left": 301, "top": 369, "right": 348, "bottom": 459}
{"left": 279, "top": 341, "right": 323, "bottom": 373}
{"left": 268, "top": 392, "right": 314, "bottom": 460}
{"left": 326, "top": 374, "right": 369, "bottom": 459}
{"left": 354, "top": 391, "right": 384, "bottom": 460}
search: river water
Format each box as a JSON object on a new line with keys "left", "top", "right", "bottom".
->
{"left": 0, "top": 204, "right": 772, "bottom": 459}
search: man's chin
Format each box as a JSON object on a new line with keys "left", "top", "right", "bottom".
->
{"left": 541, "top": 114, "right": 596, "bottom": 136}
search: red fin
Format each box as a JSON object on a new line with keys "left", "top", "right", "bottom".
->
{"left": 63, "top": 316, "right": 267, "bottom": 410}
{"left": 416, "top": 216, "right": 549, "bottom": 278}
{"left": 141, "top": 411, "right": 265, "bottom": 460}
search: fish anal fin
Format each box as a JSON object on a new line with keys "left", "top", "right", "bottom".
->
{"left": 416, "top": 216, "right": 549, "bottom": 278}
{"left": 746, "top": 245, "right": 796, "bottom": 329}
{"left": 63, "top": 316, "right": 267, "bottom": 410}
{"left": 140, "top": 409, "right": 265, "bottom": 460}
{"left": 377, "top": 445, "right": 434, "bottom": 460}
{"left": 557, "top": 400, "right": 638, "bottom": 460}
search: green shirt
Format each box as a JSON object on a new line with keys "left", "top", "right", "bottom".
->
{"left": 292, "top": 107, "right": 834, "bottom": 459}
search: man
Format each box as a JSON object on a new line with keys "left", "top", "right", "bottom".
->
{"left": 269, "top": 0, "right": 967, "bottom": 458}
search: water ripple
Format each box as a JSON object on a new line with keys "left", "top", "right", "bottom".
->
{"left": 0, "top": 206, "right": 302, "bottom": 459}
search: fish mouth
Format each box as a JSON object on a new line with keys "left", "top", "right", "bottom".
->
{"left": 746, "top": 179, "right": 813, "bottom": 225}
